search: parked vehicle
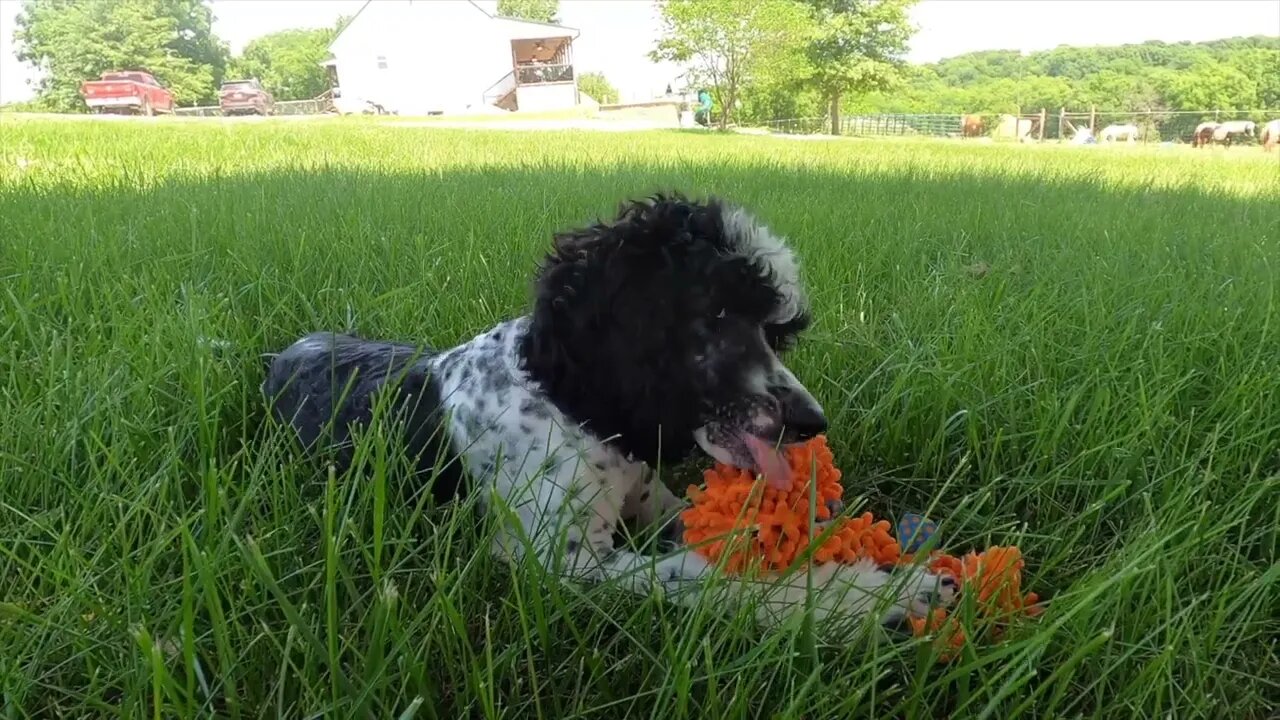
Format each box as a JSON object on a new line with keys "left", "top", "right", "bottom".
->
{"left": 219, "top": 79, "right": 274, "bottom": 116}
{"left": 79, "top": 71, "right": 174, "bottom": 116}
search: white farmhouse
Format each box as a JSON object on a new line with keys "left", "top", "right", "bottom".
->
{"left": 324, "top": 0, "right": 581, "bottom": 116}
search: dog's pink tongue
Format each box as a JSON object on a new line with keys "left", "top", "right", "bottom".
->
{"left": 740, "top": 433, "right": 792, "bottom": 490}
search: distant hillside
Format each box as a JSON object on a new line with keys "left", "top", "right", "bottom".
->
{"left": 861, "top": 35, "right": 1280, "bottom": 115}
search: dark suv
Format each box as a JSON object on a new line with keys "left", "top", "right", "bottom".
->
{"left": 219, "top": 79, "right": 274, "bottom": 116}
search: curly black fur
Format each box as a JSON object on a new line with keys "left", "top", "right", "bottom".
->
{"left": 520, "top": 193, "right": 811, "bottom": 466}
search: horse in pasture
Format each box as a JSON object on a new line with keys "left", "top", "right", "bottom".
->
{"left": 1192, "top": 122, "right": 1220, "bottom": 148}
{"left": 962, "top": 114, "right": 985, "bottom": 138}
{"left": 1261, "top": 119, "right": 1280, "bottom": 152}
{"left": 1211, "top": 120, "right": 1255, "bottom": 147}
{"left": 1100, "top": 123, "right": 1140, "bottom": 144}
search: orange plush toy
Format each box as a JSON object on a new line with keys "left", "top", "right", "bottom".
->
{"left": 681, "top": 435, "right": 1042, "bottom": 658}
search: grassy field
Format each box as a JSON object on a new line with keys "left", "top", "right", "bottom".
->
{"left": 1, "top": 116, "right": 1277, "bottom": 719}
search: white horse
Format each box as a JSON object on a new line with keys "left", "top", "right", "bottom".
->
{"left": 1100, "top": 123, "right": 1140, "bottom": 144}
{"left": 1262, "top": 119, "right": 1280, "bottom": 152}
{"left": 1211, "top": 120, "right": 1255, "bottom": 146}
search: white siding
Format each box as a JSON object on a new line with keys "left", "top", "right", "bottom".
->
{"left": 328, "top": 1, "right": 582, "bottom": 116}
{"left": 515, "top": 84, "right": 577, "bottom": 113}
{"left": 330, "top": 1, "right": 518, "bottom": 115}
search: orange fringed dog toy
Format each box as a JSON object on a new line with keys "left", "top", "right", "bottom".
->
{"left": 681, "top": 435, "right": 1042, "bottom": 657}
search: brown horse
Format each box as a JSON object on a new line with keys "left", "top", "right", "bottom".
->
{"left": 1262, "top": 119, "right": 1280, "bottom": 152}
{"left": 961, "top": 114, "right": 985, "bottom": 138}
{"left": 1193, "top": 121, "right": 1219, "bottom": 148}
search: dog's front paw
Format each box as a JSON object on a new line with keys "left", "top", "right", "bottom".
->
{"left": 799, "top": 559, "right": 957, "bottom": 629}
{"left": 657, "top": 511, "right": 688, "bottom": 551}
{"left": 876, "top": 564, "right": 957, "bottom": 630}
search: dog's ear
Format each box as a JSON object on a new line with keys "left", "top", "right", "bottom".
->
{"left": 529, "top": 194, "right": 690, "bottom": 359}
{"left": 523, "top": 195, "right": 722, "bottom": 464}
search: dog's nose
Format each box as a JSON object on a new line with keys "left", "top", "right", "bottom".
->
{"left": 785, "top": 403, "right": 828, "bottom": 441}
{"left": 775, "top": 386, "right": 827, "bottom": 441}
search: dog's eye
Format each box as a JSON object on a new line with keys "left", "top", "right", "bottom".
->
{"left": 765, "top": 323, "right": 804, "bottom": 353}
{"left": 765, "top": 313, "right": 811, "bottom": 352}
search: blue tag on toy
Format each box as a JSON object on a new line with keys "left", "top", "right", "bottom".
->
{"left": 897, "top": 512, "right": 939, "bottom": 553}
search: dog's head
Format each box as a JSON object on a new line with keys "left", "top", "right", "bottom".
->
{"left": 522, "top": 194, "right": 824, "bottom": 486}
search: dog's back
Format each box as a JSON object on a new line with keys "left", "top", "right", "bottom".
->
{"left": 263, "top": 332, "right": 465, "bottom": 503}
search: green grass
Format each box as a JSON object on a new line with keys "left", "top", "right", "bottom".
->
{"left": 1, "top": 115, "right": 1277, "bottom": 719}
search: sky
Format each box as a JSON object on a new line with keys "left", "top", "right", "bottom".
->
{"left": 1, "top": 0, "right": 1277, "bottom": 105}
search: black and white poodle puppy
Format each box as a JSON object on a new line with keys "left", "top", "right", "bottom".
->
{"left": 263, "top": 194, "right": 955, "bottom": 628}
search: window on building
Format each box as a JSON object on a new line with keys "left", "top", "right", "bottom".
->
{"left": 376, "top": 55, "right": 388, "bottom": 70}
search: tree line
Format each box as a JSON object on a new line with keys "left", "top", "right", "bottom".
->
{"left": 9, "top": 0, "right": 623, "bottom": 113}
{"left": 12, "top": 0, "right": 344, "bottom": 111}
{"left": 9, "top": 0, "right": 586, "bottom": 112}
{"left": 650, "top": 0, "right": 1278, "bottom": 133}
{"left": 857, "top": 35, "right": 1279, "bottom": 117}
{"left": 12, "top": 0, "right": 1277, "bottom": 129}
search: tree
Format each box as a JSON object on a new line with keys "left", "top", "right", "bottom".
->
{"left": 842, "top": 35, "right": 1278, "bottom": 142}
{"left": 738, "top": 80, "right": 824, "bottom": 126}
{"left": 802, "top": 0, "right": 916, "bottom": 134}
{"left": 1077, "top": 70, "right": 1154, "bottom": 110}
{"left": 577, "top": 72, "right": 619, "bottom": 104}
{"left": 1165, "top": 60, "right": 1257, "bottom": 112}
{"left": 1226, "top": 47, "right": 1280, "bottom": 108}
{"left": 14, "top": 0, "right": 228, "bottom": 111}
{"left": 231, "top": 28, "right": 335, "bottom": 101}
{"left": 496, "top": 0, "right": 560, "bottom": 24}
{"left": 651, "top": 0, "right": 813, "bottom": 129}
{"left": 956, "top": 75, "right": 1073, "bottom": 115}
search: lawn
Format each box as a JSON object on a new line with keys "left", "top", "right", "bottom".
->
{"left": 1, "top": 116, "right": 1277, "bottom": 719}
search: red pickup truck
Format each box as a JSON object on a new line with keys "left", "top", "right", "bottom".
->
{"left": 79, "top": 71, "right": 175, "bottom": 116}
